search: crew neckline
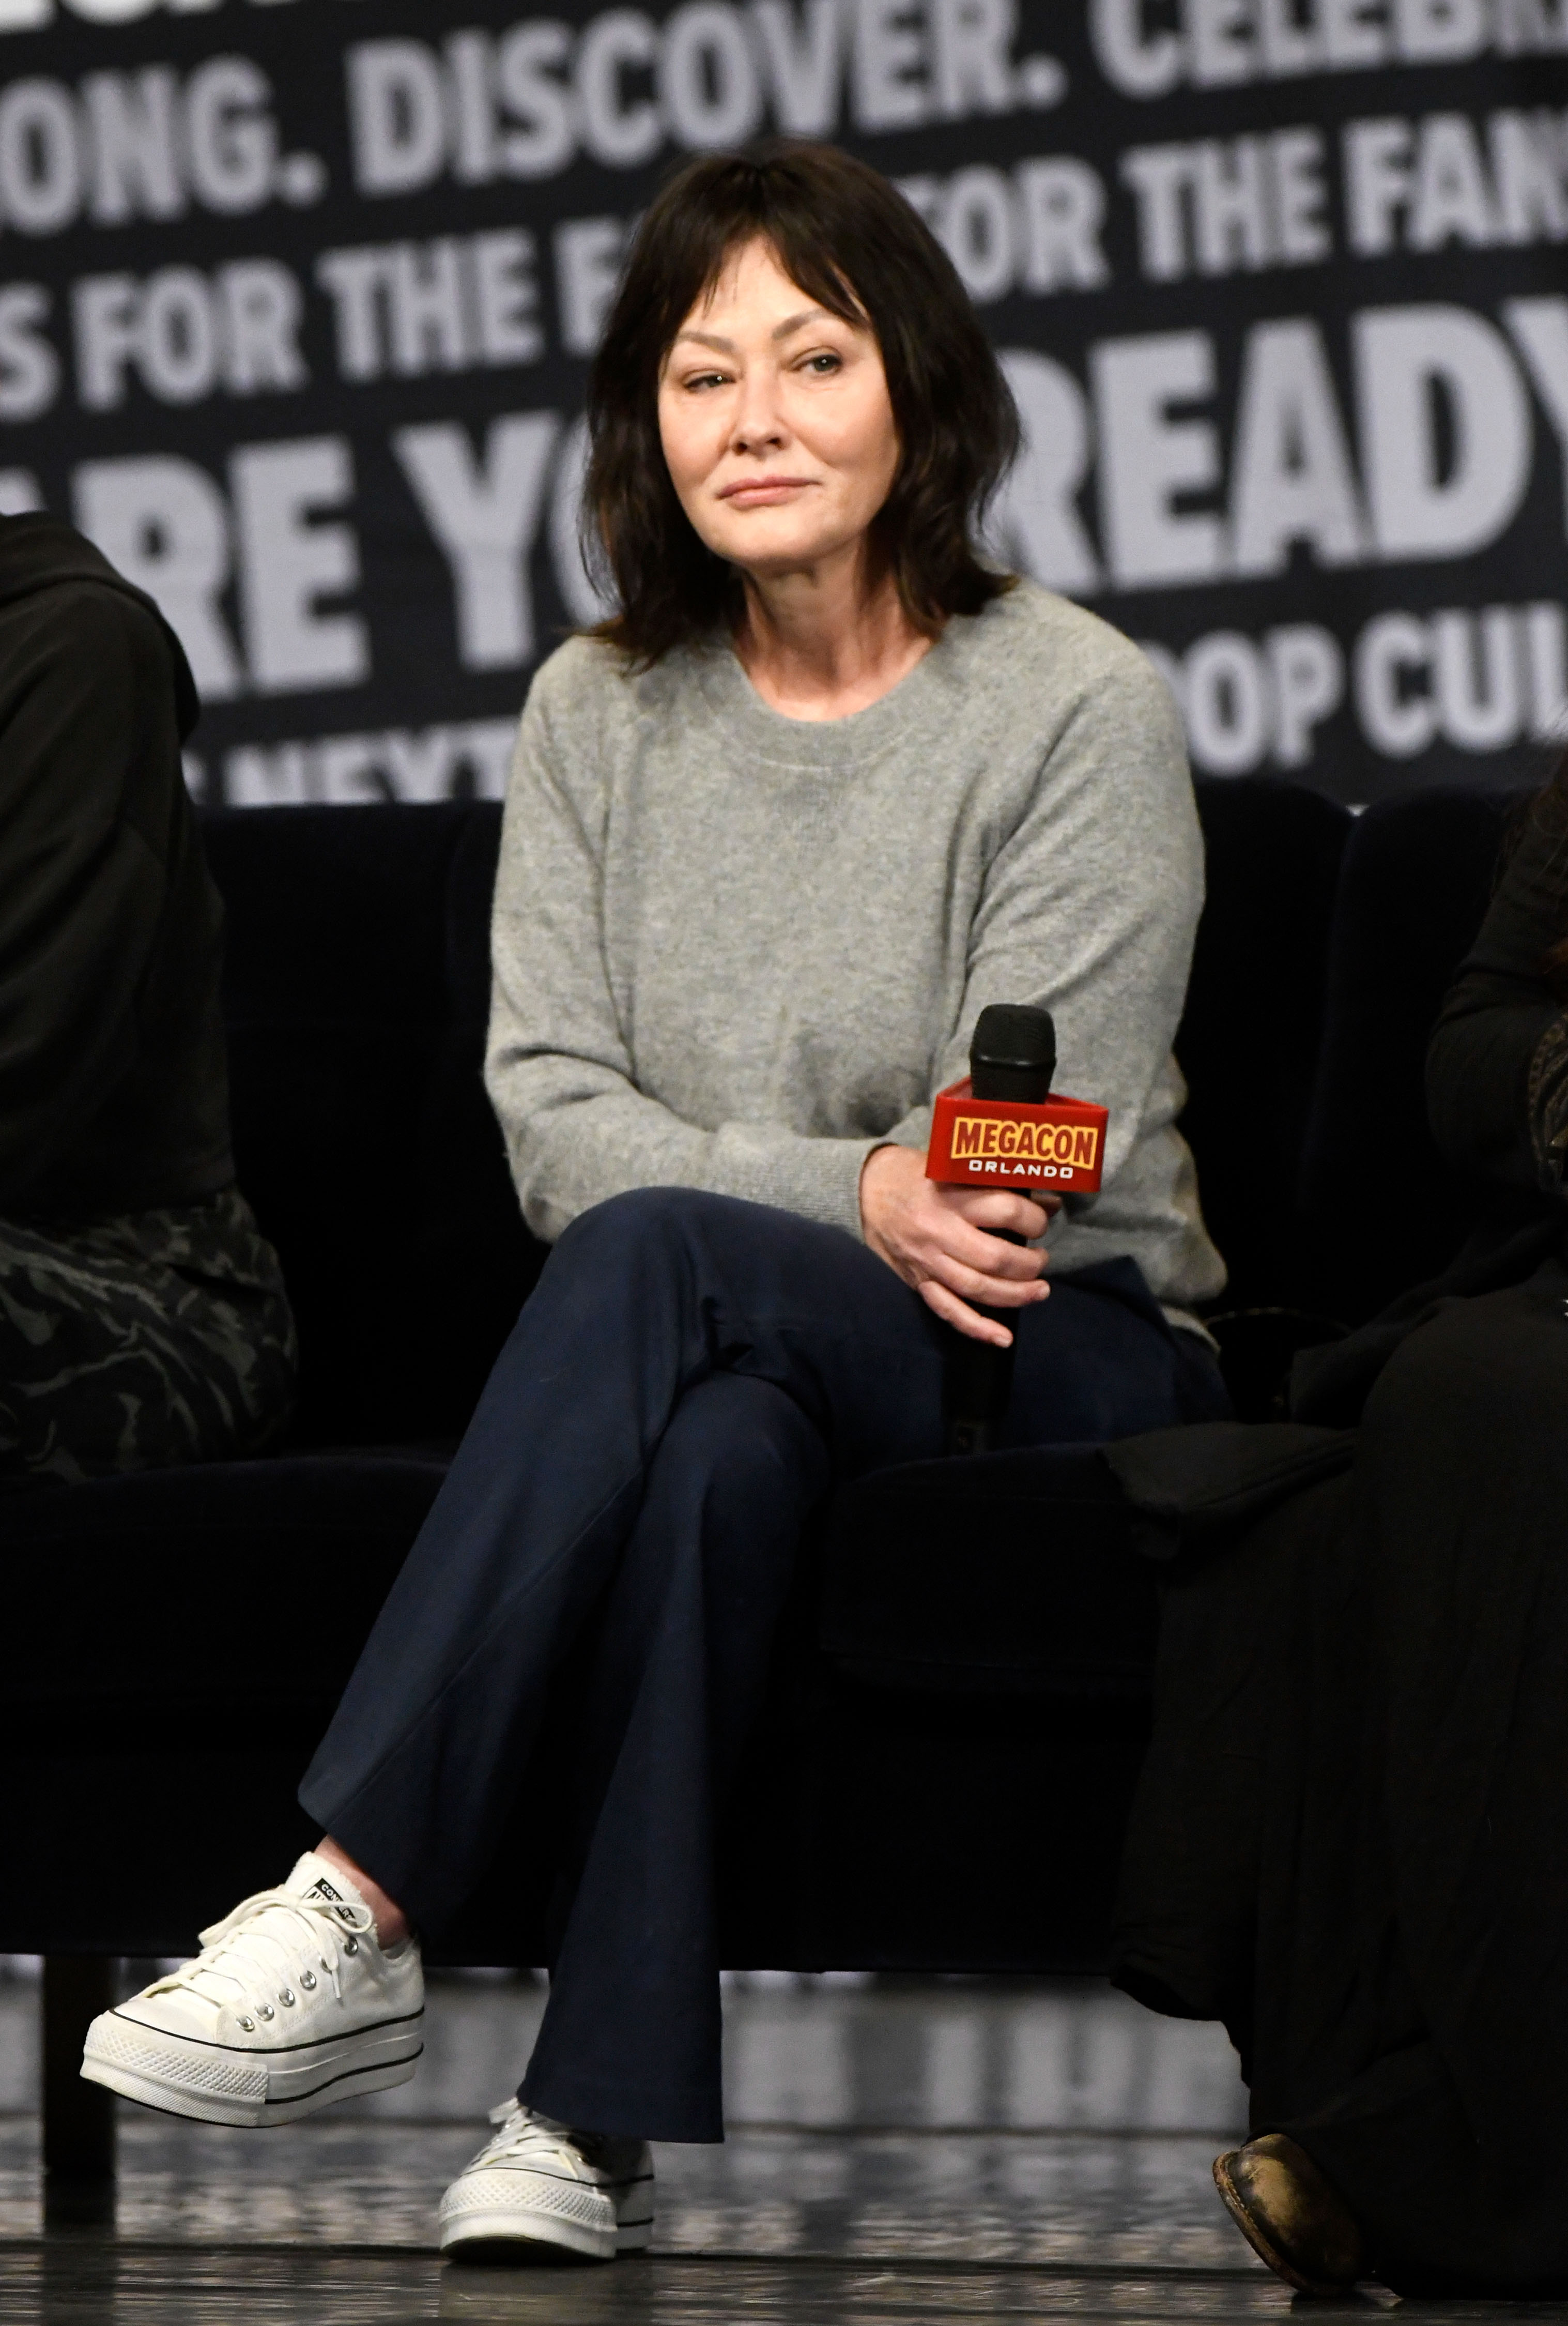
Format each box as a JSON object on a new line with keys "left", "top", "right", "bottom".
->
{"left": 689, "top": 612, "right": 966, "bottom": 772}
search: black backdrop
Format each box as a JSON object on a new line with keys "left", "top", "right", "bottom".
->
{"left": 1, "top": 0, "right": 1565, "bottom": 808}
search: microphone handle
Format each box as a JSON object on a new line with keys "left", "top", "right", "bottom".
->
{"left": 944, "top": 1004, "right": 1057, "bottom": 1456}
{"left": 943, "top": 1228, "right": 1023, "bottom": 1457}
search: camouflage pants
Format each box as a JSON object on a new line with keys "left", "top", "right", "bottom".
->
{"left": 0, "top": 1187, "right": 297, "bottom": 1485}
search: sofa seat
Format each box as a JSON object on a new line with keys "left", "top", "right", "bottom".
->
{"left": 819, "top": 1445, "right": 1152, "bottom": 1699}
{"left": 0, "top": 1456, "right": 446, "bottom": 1740}
{"left": 0, "top": 1455, "right": 446, "bottom": 1957}
{"left": 748, "top": 1446, "right": 1159, "bottom": 1975}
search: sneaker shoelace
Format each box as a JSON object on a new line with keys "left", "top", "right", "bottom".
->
{"left": 143, "top": 1885, "right": 377, "bottom": 2029}
{"left": 474, "top": 2102, "right": 601, "bottom": 2179}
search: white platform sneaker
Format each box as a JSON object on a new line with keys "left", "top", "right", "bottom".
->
{"left": 80, "top": 1850, "right": 424, "bottom": 2128}
{"left": 439, "top": 2101, "right": 655, "bottom": 2262}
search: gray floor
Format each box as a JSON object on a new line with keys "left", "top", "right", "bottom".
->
{"left": 0, "top": 1961, "right": 1461, "bottom": 2320}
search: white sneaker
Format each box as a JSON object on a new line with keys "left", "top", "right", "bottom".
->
{"left": 80, "top": 1850, "right": 424, "bottom": 2128}
{"left": 439, "top": 2101, "right": 655, "bottom": 2262}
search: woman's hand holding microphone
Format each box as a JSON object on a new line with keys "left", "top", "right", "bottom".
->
{"left": 858, "top": 1142, "right": 1058, "bottom": 1346}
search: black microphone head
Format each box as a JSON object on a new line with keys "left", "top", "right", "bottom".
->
{"left": 969, "top": 1004, "right": 1056, "bottom": 1104}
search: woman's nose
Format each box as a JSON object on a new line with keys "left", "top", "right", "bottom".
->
{"left": 730, "top": 371, "right": 786, "bottom": 453}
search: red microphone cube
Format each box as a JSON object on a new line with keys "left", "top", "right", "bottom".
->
{"left": 925, "top": 1078, "right": 1109, "bottom": 1195}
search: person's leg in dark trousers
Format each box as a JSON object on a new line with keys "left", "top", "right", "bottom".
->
{"left": 1239, "top": 1273, "right": 1568, "bottom": 2294}
{"left": 300, "top": 1187, "right": 1224, "bottom": 2140}
{"left": 1005, "top": 1255, "right": 1229, "bottom": 1446}
{"left": 0, "top": 1192, "right": 294, "bottom": 1481}
{"left": 299, "top": 1189, "right": 950, "bottom": 1931}
{"left": 519, "top": 1373, "right": 826, "bottom": 2141}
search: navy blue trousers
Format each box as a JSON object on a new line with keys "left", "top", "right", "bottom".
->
{"left": 300, "top": 1188, "right": 1226, "bottom": 2141}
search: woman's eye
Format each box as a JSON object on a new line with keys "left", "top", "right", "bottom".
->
{"left": 802, "top": 352, "right": 842, "bottom": 375}
{"left": 683, "top": 371, "right": 728, "bottom": 392}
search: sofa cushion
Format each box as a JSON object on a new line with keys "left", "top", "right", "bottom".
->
{"left": 818, "top": 1445, "right": 1154, "bottom": 1697}
{"left": 1180, "top": 778, "right": 1351, "bottom": 1312}
{"left": 1299, "top": 787, "right": 1519, "bottom": 1321}
{"left": 203, "top": 804, "right": 476, "bottom": 1444}
{"left": 0, "top": 1456, "right": 444, "bottom": 1739}
{"left": 412, "top": 803, "right": 547, "bottom": 1436}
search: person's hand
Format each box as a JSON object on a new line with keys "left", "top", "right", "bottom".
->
{"left": 858, "top": 1143, "right": 1059, "bottom": 1346}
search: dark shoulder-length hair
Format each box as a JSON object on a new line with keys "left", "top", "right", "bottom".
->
{"left": 582, "top": 140, "right": 1020, "bottom": 666}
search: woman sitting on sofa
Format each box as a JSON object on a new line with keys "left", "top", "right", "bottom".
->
{"left": 85, "top": 141, "right": 1227, "bottom": 2262}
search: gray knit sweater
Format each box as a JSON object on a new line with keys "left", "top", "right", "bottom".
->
{"left": 485, "top": 580, "right": 1225, "bottom": 1312}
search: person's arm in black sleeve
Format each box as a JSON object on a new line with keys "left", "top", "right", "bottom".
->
{"left": 1426, "top": 792, "right": 1568, "bottom": 1191}
{"left": 0, "top": 582, "right": 180, "bottom": 1212}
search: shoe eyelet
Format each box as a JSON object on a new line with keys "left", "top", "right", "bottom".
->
{"left": 279, "top": 1990, "right": 296, "bottom": 2007}
{"left": 259, "top": 2003, "right": 274, "bottom": 2021}
{"left": 300, "top": 1971, "right": 317, "bottom": 1991}
{"left": 238, "top": 2016, "right": 256, "bottom": 2033}
{"left": 343, "top": 1937, "right": 359, "bottom": 1956}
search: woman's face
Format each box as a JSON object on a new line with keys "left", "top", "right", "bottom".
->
{"left": 657, "top": 237, "right": 900, "bottom": 585}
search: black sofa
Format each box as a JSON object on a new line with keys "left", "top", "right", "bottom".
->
{"left": 0, "top": 776, "right": 1518, "bottom": 2179}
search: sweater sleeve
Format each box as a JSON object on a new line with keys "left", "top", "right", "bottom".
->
{"left": 485, "top": 659, "right": 884, "bottom": 1244}
{"left": 871, "top": 644, "right": 1208, "bottom": 1266}
{"left": 0, "top": 587, "right": 173, "bottom": 1210}
{"left": 1426, "top": 799, "right": 1568, "bottom": 1191}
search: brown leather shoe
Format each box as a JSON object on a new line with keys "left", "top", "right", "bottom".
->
{"left": 1213, "top": 2133, "right": 1367, "bottom": 2294}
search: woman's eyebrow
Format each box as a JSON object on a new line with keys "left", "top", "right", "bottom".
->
{"left": 671, "top": 309, "right": 848, "bottom": 356}
{"left": 771, "top": 308, "right": 840, "bottom": 340}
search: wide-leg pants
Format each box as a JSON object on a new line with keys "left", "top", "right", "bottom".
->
{"left": 301, "top": 1187, "right": 1226, "bottom": 2141}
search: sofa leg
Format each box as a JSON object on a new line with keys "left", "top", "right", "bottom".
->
{"left": 41, "top": 1957, "right": 116, "bottom": 2220}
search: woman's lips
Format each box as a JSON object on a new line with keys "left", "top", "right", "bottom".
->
{"left": 718, "top": 478, "right": 815, "bottom": 506}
